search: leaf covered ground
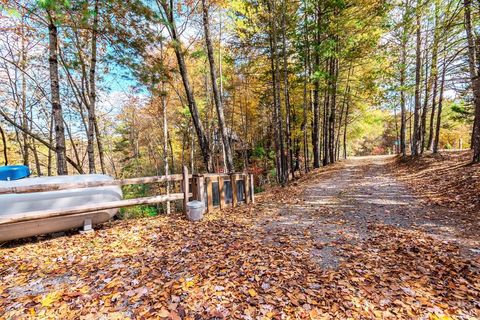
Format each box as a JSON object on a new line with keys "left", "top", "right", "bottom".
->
{"left": 393, "top": 150, "right": 480, "bottom": 240}
{"left": 1, "top": 156, "right": 479, "bottom": 319}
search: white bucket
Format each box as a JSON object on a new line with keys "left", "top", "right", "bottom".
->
{"left": 186, "top": 200, "right": 205, "bottom": 221}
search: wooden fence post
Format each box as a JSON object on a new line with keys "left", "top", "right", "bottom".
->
{"left": 182, "top": 166, "right": 189, "bottom": 214}
{"left": 244, "top": 174, "right": 250, "bottom": 204}
{"left": 206, "top": 177, "right": 213, "bottom": 213}
{"left": 192, "top": 174, "right": 205, "bottom": 203}
{"left": 250, "top": 174, "right": 255, "bottom": 203}
{"left": 231, "top": 174, "right": 238, "bottom": 207}
{"left": 218, "top": 176, "right": 225, "bottom": 209}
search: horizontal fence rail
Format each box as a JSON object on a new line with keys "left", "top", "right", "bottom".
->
{"left": 0, "top": 193, "right": 186, "bottom": 225}
{"left": 0, "top": 166, "right": 254, "bottom": 227}
{"left": 0, "top": 174, "right": 186, "bottom": 195}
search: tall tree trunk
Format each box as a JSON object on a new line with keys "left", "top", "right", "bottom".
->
{"left": 281, "top": 0, "right": 294, "bottom": 179}
{"left": 47, "top": 116, "right": 53, "bottom": 175}
{"left": 201, "top": 0, "right": 234, "bottom": 173}
{"left": 20, "top": 10, "right": 29, "bottom": 166}
{"left": 302, "top": 11, "right": 310, "bottom": 173}
{"left": 420, "top": 40, "right": 429, "bottom": 154}
{"left": 302, "top": 75, "right": 310, "bottom": 172}
{"left": 427, "top": 3, "right": 440, "bottom": 150}
{"left": 312, "top": 6, "right": 321, "bottom": 168}
{"left": 301, "top": 1, "right": 310, "bottom": 173}
{"left": 267, "top": 0, "right": 286, "bottom": 185}
{"left": 0, "top": 125, "right": 7, "bottom": 165}
{"left": 273, "top": 1, "right": 286, "bottom": 185}
{"left": 328, "top": 56, "right": 338, "bottom": 164}
{"left": 343, "top": 91, "right": 351, "bottom": 159}
{"left": 464, "top": 0, "right": 480, "bottom": 162}
{"left": 47, "top": 11, "right": 67, "bottom": 175}
{"left": 399, "top": 0, "right": 409, "bottom": 158}
{"left": 433, "top": 48, "right": 447, "bottom": 153}
{"left": 323, "top": 58, "right": 331, "bottom": 166}
{"left": 86, "top": 0, "right": 99, "bottom": 173}
{"left": 158, "top": 40, "right": 170, "bottom": 214}
{"left": 336, "top": 67, "right": 352, "bottom": 160}
{"left": 159, "top": 0, "right": 213, "bottom": 172}
{"left": 91, "top": 0, "right": 106, "bottom": 174}
{"left": 412, "top": 3, "right": 422, "bottom": 156}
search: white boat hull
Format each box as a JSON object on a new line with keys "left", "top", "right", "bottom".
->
{"left": 0, "top": 174, "right": 122, "bottom": 241}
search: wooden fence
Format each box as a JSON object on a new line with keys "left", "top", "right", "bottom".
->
{"left": 0, "top": 166, "right": 254, "bottom": 226}
{"left": 195, "top": 173, "right": 255, "bottom": 212}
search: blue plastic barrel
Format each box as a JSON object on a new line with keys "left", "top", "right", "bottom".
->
{"left": 0, "top": 165, "right": 30, "bottom": 181}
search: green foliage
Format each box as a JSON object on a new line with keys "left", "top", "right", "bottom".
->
{"left": 450, "top": 102, "right": 474, "bottom": 124}
{"left": 37, "top": 0, "right": 70, "bottom": 11}
{"left": 119, "top": 184, "right": 158, "bottom": 219}
{"left": 252, "top": 145, "right": 266, "bottom": 159}
{"left": 349, "top": 108, "right": 390, "bottom": 156}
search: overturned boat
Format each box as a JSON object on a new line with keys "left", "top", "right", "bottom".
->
{"left": 0, "top": 166, "right": 122, "bottom": 242}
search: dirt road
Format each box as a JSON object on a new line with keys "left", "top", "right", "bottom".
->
{"left": 265, "top": 155, "right": 479, "bottom": 267}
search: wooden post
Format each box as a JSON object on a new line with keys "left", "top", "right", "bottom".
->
{"left": 250, "top": 174, "right": 255, "bottom": 203}
{"left": 244, "top": 174, "right": 250, "bottom": 204}
{"left": 231, "top": 174, "right": 238, "bottom": 207}
{"left": 206, "top": 177, "right": 213, "bottom": 212}
{"left": 183, "top": 166, "right": 189, "bottom": 214}
{"left": 218, "top": 176, "right": 225, "bottom": 209}
{"left": 192, "top": 174, "right": 205, "bottom": 203}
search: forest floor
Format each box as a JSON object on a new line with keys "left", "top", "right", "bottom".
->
{"left": 0, "top": 154, "right": 479, "bottom": 319}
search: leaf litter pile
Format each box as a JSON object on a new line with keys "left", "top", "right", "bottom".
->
{"left": 393, "top": 150, "right": 480, "bottom": 239}
{"left": 1, "top": 157, "right": 479, "bottom": 319}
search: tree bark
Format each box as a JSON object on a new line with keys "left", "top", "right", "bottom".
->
{"left": 86, "top": 0, "right": 99, "bottom": 173}
{"left": 412, "top": 3, "right": 422, "bottom": 156}
{"left": 399, "top": 1, "right": 408, "bottom": 158}
{"left": 159, "top": 0, "right": 213, "bottom": 172}
{"left": 336, "top": 66, "right": 352, "bottom": 160}
{"left": 427, "top": 3, "right": 440, "bottom": 150}
{"left": 267, "top": 0, "right": 286, "bottom": 185}
{"left": 201, "top": 0, "right": 234, "bottom": 173}
{"left": 464, "top": 0, "right": 480, "bottom": 162}
{"left": 323, "top": 58, "right": 331, "bottom": 166}
{"left": 343, "top": 91, "right": 351, "bottom": 159}
{"left": 20, "top": 10, "right": 29, "bottom": 167}
{"left": 281, "top": 0, "right": 294, "bottom": 179}
{"left": 433, "top": 49, "right": 447, "bottom": 153}
{"left": 420, "top": 39, "right": 429, "bottom": 154}
{"left": 302, "top": 3, "right": 310, "bottom": 173}
{"left": 312, "top": 6, "right": 321, "bottom": 168}
{"left": 47, "top": 11, "right": 67, "bottom": 175}
{"left": 329, "top": 55, "right": 338, "bottom": 164}
{"left": 30, "top": 142, "right": 42, "bottom": 176}
{"left": 0, "top": 125, "right": 7, "bottom": 165}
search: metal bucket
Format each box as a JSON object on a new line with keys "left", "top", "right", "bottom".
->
{"left": 186, "top": 200, "right": 205, "bottom": 221}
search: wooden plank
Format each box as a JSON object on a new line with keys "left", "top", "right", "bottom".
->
{"left": 206, "top": 177, "right": 213, "bottom": 212}
{"left": 192, "top": 175, "right": 205, "bottom": 203}
{"left": 182, "top": 166, "right": 189, "bottom": 214}
{"left": 231, "top": 174, "right": 238, "bottom": 207}
{"left": 191, "top": 175, "right": 198, "bottom": 200}
{"left": 203, "top": 173, "right": 230, "bottom": 178}
{"left": 0, "top": 174, "right": 185, "bottom": 195}
{"left": 0, "top": 193, "right": 186, "bottom": 225}
{"left": 218, "top": 176, "right": 225, "bottom": 209}
{"left": 250, "top": 174, "right": 255, "bottom": 203}
{"left": 244, "top": 174, "right": 250, "bottom": 204}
